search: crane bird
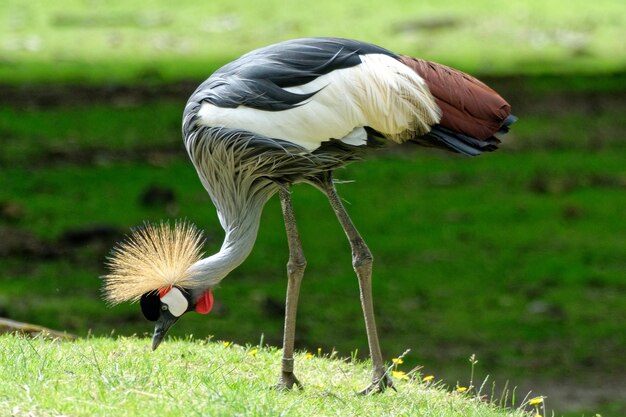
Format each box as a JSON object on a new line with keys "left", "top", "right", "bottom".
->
{"left": 103, "top": 37, "right": 516, "bottom": 394}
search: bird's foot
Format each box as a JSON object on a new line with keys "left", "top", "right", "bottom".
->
{"left": 358, "top": 371, "right": 395, "bottom": 395}
{"left": 274, "top": 371, "right": 303, "bottom": 391}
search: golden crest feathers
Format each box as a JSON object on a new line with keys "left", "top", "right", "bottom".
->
{"left": 102, "top": 221, "right": 205, "bottom": 305}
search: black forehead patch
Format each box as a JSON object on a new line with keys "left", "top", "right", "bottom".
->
{"left": 140, "top": 292, "right": 161, "bottom": 321}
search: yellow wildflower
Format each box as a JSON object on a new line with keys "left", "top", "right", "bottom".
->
{"left": 392, "top": 371, "right": 409, "bottom": 380}
{"left": 422, "top": 375, "right": 434, "bottom": 382}
{"left": 248, "top": 348, "right": 258, "bottom": 356}
{"left": 392, "top": 357, "right": 404, "bottom": 365}
{"left": 222, "top": 341, "right": 232, "bottom": 347}
{"left": 529, "top": 397, "right": 544, "bottom": 406}
{"left": 305, "top": 352, "right": 314, "bottom": 360}
{"left": 456, "top": 386, "right": 467, "bottom": 393}
{"left": 317, "top": 347, "right": 322, "bottom": 355}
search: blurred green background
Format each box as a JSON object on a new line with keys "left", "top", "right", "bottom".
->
{"left": 1, "top": 1, "right": 625, "bottom": 416}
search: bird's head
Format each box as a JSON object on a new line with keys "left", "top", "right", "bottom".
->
{"left": 102, "top": 221, "right": 211, "bottom": 350}
{"left": 140, "top": 285, "right": 213, "bottom": 350}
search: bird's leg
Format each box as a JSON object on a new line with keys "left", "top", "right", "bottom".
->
{"left": 275, "top": 186, "right": 305, "bottom": 391}
{"left": 322, "top": 179, "right": 393, "bottom": 395}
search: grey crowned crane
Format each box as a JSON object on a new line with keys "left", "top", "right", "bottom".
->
{"left": 103, "top": 37, "right": 516, "bottom": 394}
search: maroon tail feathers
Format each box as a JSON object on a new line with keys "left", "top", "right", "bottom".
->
{"left": 399, "top": 55, "right": 516, "bottom": 156}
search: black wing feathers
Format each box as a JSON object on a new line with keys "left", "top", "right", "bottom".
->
{"left": 192, "top": 38, "right": 398, "bottom": 112}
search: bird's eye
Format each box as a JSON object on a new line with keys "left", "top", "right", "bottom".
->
{"left": 161, "top": 305, "right": 168, "bottom": 311}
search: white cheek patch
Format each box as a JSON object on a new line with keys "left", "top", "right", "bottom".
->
{"left": 161, "top": 287, "right": 188, "bottom": 317}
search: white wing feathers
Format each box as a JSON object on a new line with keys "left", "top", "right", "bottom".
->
{"left": 197, "top": 54, "right": 442, "bottom": 151}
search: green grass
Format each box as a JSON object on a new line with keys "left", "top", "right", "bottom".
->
{"left": 0, "top": 334, "right": 537, "bottom": 417}
{"left": 1, "top": 0, "right": 625, "bottom": 84}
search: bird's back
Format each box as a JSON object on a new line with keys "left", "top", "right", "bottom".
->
{"left": 182, "top": 37, "right": 515, "bottom": 179}
{"left": 189, "top": 37, "right": 398, "bottom": 111}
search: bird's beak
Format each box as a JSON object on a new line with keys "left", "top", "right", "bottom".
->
{"left": 151, "top": 313, "right": 178, "bottom": 351}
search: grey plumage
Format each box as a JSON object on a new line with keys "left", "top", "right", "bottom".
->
{"left": 181, "top": 123, "right": 365, "bottom": 290}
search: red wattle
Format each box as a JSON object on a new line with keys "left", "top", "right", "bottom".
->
{"left": 195, "top": 289, "right": 214, "bottom": 314}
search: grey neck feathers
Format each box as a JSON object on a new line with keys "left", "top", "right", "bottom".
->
{"left": 186, "top": 199, "right": 265, "bottom": 290}
{"left": 183, "top": 126, "right": 280, "bottom": 292}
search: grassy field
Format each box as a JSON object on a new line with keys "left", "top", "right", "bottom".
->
{"left": 1, "top": 82, "right": 625, "bottom": 416}
{"left": 0, "top": 334, "right": 541, "bottom": 417}
{"left": 1, "top": 1, "right": 625, "bottom": 416}
{"left": 1, "top": 0, "right": 625, "bottom": 84}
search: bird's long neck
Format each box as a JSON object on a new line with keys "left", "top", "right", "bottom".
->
{"left": 182, "top": 124, "right": 280, "bottom": 292}
{"left": 185, "top": 191, "right": 270, "bottom": 291}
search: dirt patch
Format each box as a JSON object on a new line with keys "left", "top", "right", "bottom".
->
{"left": 0, "top": 225, "right": 122, "bottom": 260}
{"left": 517, "top": 376, "right": 626, "bottom": 415}
{"left": 2, "top": 74, "right": 625, "bottom": 117}
{"left": 0, "top": 81, "right": 198, "bottom": 108}
{"left": 38, "top": 145, "right": 187, "bottom": 168}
